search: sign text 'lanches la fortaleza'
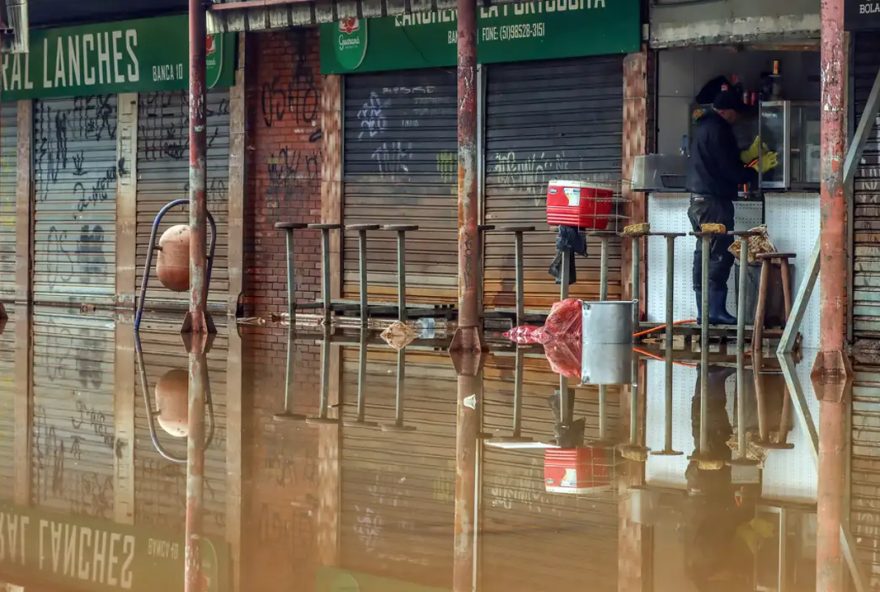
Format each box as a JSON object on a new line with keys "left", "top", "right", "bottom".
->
{"left": 0, "top": 502, "right": 228, "bottom": 592}
{"left": 319, "top": 0, "right": 641, "bottom": 74}
{"left": 1, "top": 14, "right": 236, "bottom": 101}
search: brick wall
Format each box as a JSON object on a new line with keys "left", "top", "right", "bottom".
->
{"left": 244, "top": 29, "right": 323, "bottom": 317}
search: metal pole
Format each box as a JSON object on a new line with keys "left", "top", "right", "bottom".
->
{"left": 322, "top": 229, "right": 333, "bottom": 326}
{"left": 699, "top": 235, "right": 710, "bottom": 456}
{"left": 600, "top": 235, "right": 609, "bottom": 300}
{"left": 818, "top": 0, "right": 848, "bottom": 588}
{"left": 185, "top": 344, "right": 208, "bottom": 592}
{"left": 358, "top": 329, "right": 367, "bottom": 421}
{"left": 560, "top": 250, "right": 570, "bottom": 300}
{"left": 514, "top": 231, "right": 525, "bottom": 326}
{"left": 359, "top": 230, "right": 369, "bottom": 327}
{"left": 737, "top": 235, "right": 748, "bottom": 350}
{"left": 513, "top": 345, "right": 524, "bottom": 437}
{"left": 397, "top": 230, "right": 407, "bottom": 322}
{"left": 285, "top": 229, "right": 296, "bottom": 327}
{"left": 631, "top": 235, "right": 640, "bottom": 328}
{"left": 599, "top": 385, "right": 608, "bottom": 442}
{"left": 186, "top": 0, "right": 209, "bottom": 334}
{"left": 452, "top": 0, "right": 481, "bottom": 353}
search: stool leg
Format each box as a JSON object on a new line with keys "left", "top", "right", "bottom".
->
{"left": 514, "top": 231, "right": 525, "bottom": 326}
{"left": 700, "top": 235, "right": 710, "bottom": 347}
{"left": 358, "top": 230, "right": 369, "bottom": 328}
{"left": 600, "top": 235, "right": 609, "bottom": 301}
{"left": 397, "top": 230, "right": 407, "bottom": 322}
{"left": 321, "top": 228, "right": 332, "bottom": 326}
{"left": 284, "top": 228, "right": 296, "bottom": 328}
{"left": 752, "top": 260, "right": 770, "bottom": 357}
{"left": 736, "top": 236, "right": 749, "bottom": 351}
{"left": 631, "top": 235, "right": 640, "bottom": 328}
{"left": 780, "top": 259, "right": 793, "bottom": 322}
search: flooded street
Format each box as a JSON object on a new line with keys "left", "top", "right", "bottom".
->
{"left": 0, "top": 307, "right": 871, "bottom": 591}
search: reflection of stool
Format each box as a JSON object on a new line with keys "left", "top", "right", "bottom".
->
{"left": 752, "top": 252, "right": 795, "bottom": 356}
{"left": 346, "top": 224, "right": 380, "bottom": 327}
{"left": 308, "top": 223, "right": 343, "bottom": 326}
{"left": 495, "top": 225, "right": 535, "bottom": 326}
{"left": 380, "top": 349, "right": 416, "bottom": 433}
{"left": 274, "top": 222, "right": 309, "bottom": 327}
{"left": 382, "top": 225, "right": 419, "bottom": 322}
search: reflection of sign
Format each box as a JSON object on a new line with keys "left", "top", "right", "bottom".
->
{"left": 320, "top": 0, "right": 640, "bottom": 74}
{"left": 0, "top": 502, "right": 229, "bottom": 592}
{"left": 317, "top": 567, "right": 446, "bottom": 592}
{"left": 0, "top": 15, "right": 235, "bottom": 100}
{"left": 846, "top": 0, "right": 880, "bottom": 30}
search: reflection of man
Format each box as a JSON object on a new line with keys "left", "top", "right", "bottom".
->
{"left": 687, "top": 89, "right": 777, "bottom": 325}
{"left": 683, "top": 365, "right": 770, "bottom": 592}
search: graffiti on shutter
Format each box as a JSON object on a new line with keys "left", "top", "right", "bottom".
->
{"left": 343, "top": 69, "right": 458, "bottom": 304}
{"left": 33, "top": 96, "right": 118, "bottom": 306}
{"left": 136, "top": 90, "right": 231, "bottom": 312}
{"left": 31, "top": 308, "right": 116, "bottom": 520}
{"left": 483, "top": 57, "right": 624, "bottom": 309}
{"left": 0, "top": 103, "right": 17, "bottom": 301}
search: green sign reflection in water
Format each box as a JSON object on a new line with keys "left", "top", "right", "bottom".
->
{"left": 0, "top": 502, "right": 227, "bottom": 592}
{"left": 320, "top": 0, "right": 641, "bottom": 74}
{"left": 1, "top": 14, "right": 235, "bottom": 100}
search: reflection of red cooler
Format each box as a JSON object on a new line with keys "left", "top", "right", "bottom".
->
{"left": 544, "top": 447, "right": 611, "bottom": 494}
{"left": 546, "top": 180, "right": 613, "bottom": 230}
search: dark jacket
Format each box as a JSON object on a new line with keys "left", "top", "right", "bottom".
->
{"left": 687, "top": 110, "right": 757, "bottom": 201}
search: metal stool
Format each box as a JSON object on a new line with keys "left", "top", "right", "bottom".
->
{"left": 306, "top": 332, "right": 339, "bottom": 426}
{"left": 586, "top": 231, "right": 613, "bottom": 301}
{"left": 346, "top": 224, "right": 380, "bottom": 327}
{"left": 274, "top": 222, "right": 309, "bottom": 326}
{"left": 382, "top": 224, "right": 419, "bottom": 322}
{"left": 752, "top": 252, "right": 796, "bottom": 356}
{"left": 486, "top": 346, "right": 532, "bottom": 446}
{"left": 308, "top": 223, "right": 343, "bottom": 326}
{"left": 495, "top": 225, "right": 535, "bottom": 326}
{"left": 343, "top": 329, "right": 379, "bottom": 428}
{"left": 274, "top": 325, "right": 307, "bottom": 422}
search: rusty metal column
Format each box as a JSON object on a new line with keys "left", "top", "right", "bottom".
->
{"left": 185, "top": 0, "right": 209, "bottom": 334}
{"left": 185, "top": 338, "right": 209, "bottom": 592}
{"left": 816, "top": 0, "right": 850, "bottom": 590}
{"left": 451, "top": 0, "right": 482, "bottom": 354}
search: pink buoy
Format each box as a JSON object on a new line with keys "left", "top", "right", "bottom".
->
{"left": 157, "top": 224, "right": 190, "bottom": 292}
{"left": 155, "top": 368, "right": 189, "bottom": 438}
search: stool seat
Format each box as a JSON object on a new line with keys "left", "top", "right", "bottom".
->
{"left": 275, "top": 221, "right": 308, "bottom": 230}
{"left": 648, "top": 231, "right": 687, "bottom": 238}
{"left": 308, "top": 223, "right": 343, "bottom": 230}
{"left": 732, "top": 230, "right": 763, "bottom": 237}
{"left": 756, "top": 252, "right": 797, "bottom": 260}
{"left": 346, "top": 223, "right": 381, "bottom": 231}
{"left": 478, "top": 224, "right": 496, "bottom": 231}
{"left": 383, "top": 224, "right": 419, "bottom": 232}
{"left": 495, "top": 225, "right": 535, "bottom": 232}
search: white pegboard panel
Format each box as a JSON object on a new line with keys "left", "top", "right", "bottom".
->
{"left": 764, "top": 194, "right": 821, "bottom": 350}
{"left": 647, "top": 194, "right": 763, "bottom": 323}
{"left": 645, "top": 359, "right": 698, "bottom": 488}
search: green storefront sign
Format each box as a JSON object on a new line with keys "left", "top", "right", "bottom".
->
{"left": 1, "top": 14, "right": 235, "bottom": 100}
{"left": 320, "top": 0, "right": 640, "bottom": 74}
{"left": 0, "top": 502, "right": 228, "bottom": 592}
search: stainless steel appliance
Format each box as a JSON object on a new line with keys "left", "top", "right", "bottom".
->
{"left": 759, "top": 101, "right": 820, "bottom": 190}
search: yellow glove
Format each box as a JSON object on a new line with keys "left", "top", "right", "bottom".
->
{"left": 750, "top": 151, "right": 779, "bottom": 174}
{"left": 740, "top": 136, "right": 769, "bottom": 163}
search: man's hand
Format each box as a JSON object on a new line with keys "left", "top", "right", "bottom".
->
{"left": 749, "top": 151, "right": 779, "bottom": 174}
{"left": 740, "top": 136, "right": 769, "bottom": 163}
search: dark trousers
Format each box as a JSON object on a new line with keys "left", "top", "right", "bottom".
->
{"left": 688, "top": 196, "right": 735, "bottom": 292}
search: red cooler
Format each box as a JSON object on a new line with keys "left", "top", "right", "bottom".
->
{"left": 546, "top": 180, "right": 614, "bottom": 230}
{"left": 544, "top": 447, "right": 611, "bottom": 494}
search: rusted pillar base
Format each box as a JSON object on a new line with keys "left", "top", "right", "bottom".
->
{"left": 453, "top": 360, "right": 481, "bottom": 592}
{"left": 811, "top": 350, "right": 853, "bottom": 404}
{"left": 450, "top": 326, "right": 486, "bottom": 357}
{"left": 182, "top": 311, "right": 217, "bottom": 335}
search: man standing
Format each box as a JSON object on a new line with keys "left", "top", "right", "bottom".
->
{"left": 687, "top": 89, "right": 777, "bottom": 325}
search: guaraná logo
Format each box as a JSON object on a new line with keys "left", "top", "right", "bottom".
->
{"left": 335, "top": 17, "right": 368, "bottom": 70}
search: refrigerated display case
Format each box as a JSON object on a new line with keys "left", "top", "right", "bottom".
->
{"left": 759, "top": 101, "right": 820, "bottom": 190}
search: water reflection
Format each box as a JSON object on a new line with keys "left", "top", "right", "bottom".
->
{"left": 0, "top": 309, "right": 873, "bottom": 591}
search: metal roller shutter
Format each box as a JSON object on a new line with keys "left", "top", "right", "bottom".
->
{"left": 134, "top": 318, "right": 229, "bottom": 537}
{"left": 0, "top": 103, "right": 17, "bottom": 301}
{"left": 343, "top": 70, "right": 458, "bottom": 304}
{"left": 340, "top": 348, "right": 455, "bottom": 587}
{"left": 852, "top": 34, "right": 880, "bottom": 588}
{"left": 483, "top": 57, "right": 624, "bottom": 309}
{"left": 0, "top": 307, "right": 16, "bottom": 499}
{"left": 33, "top": 95, "right": 118, "bottom": 306}
{"left": 136, "top": 90, "right": 231, "bottom": 312}
{"left": 30, "top": 308, "right": 116, "bottom": 520}
{"left": 481, "top": 354, "right": 619, "bottom": 592}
